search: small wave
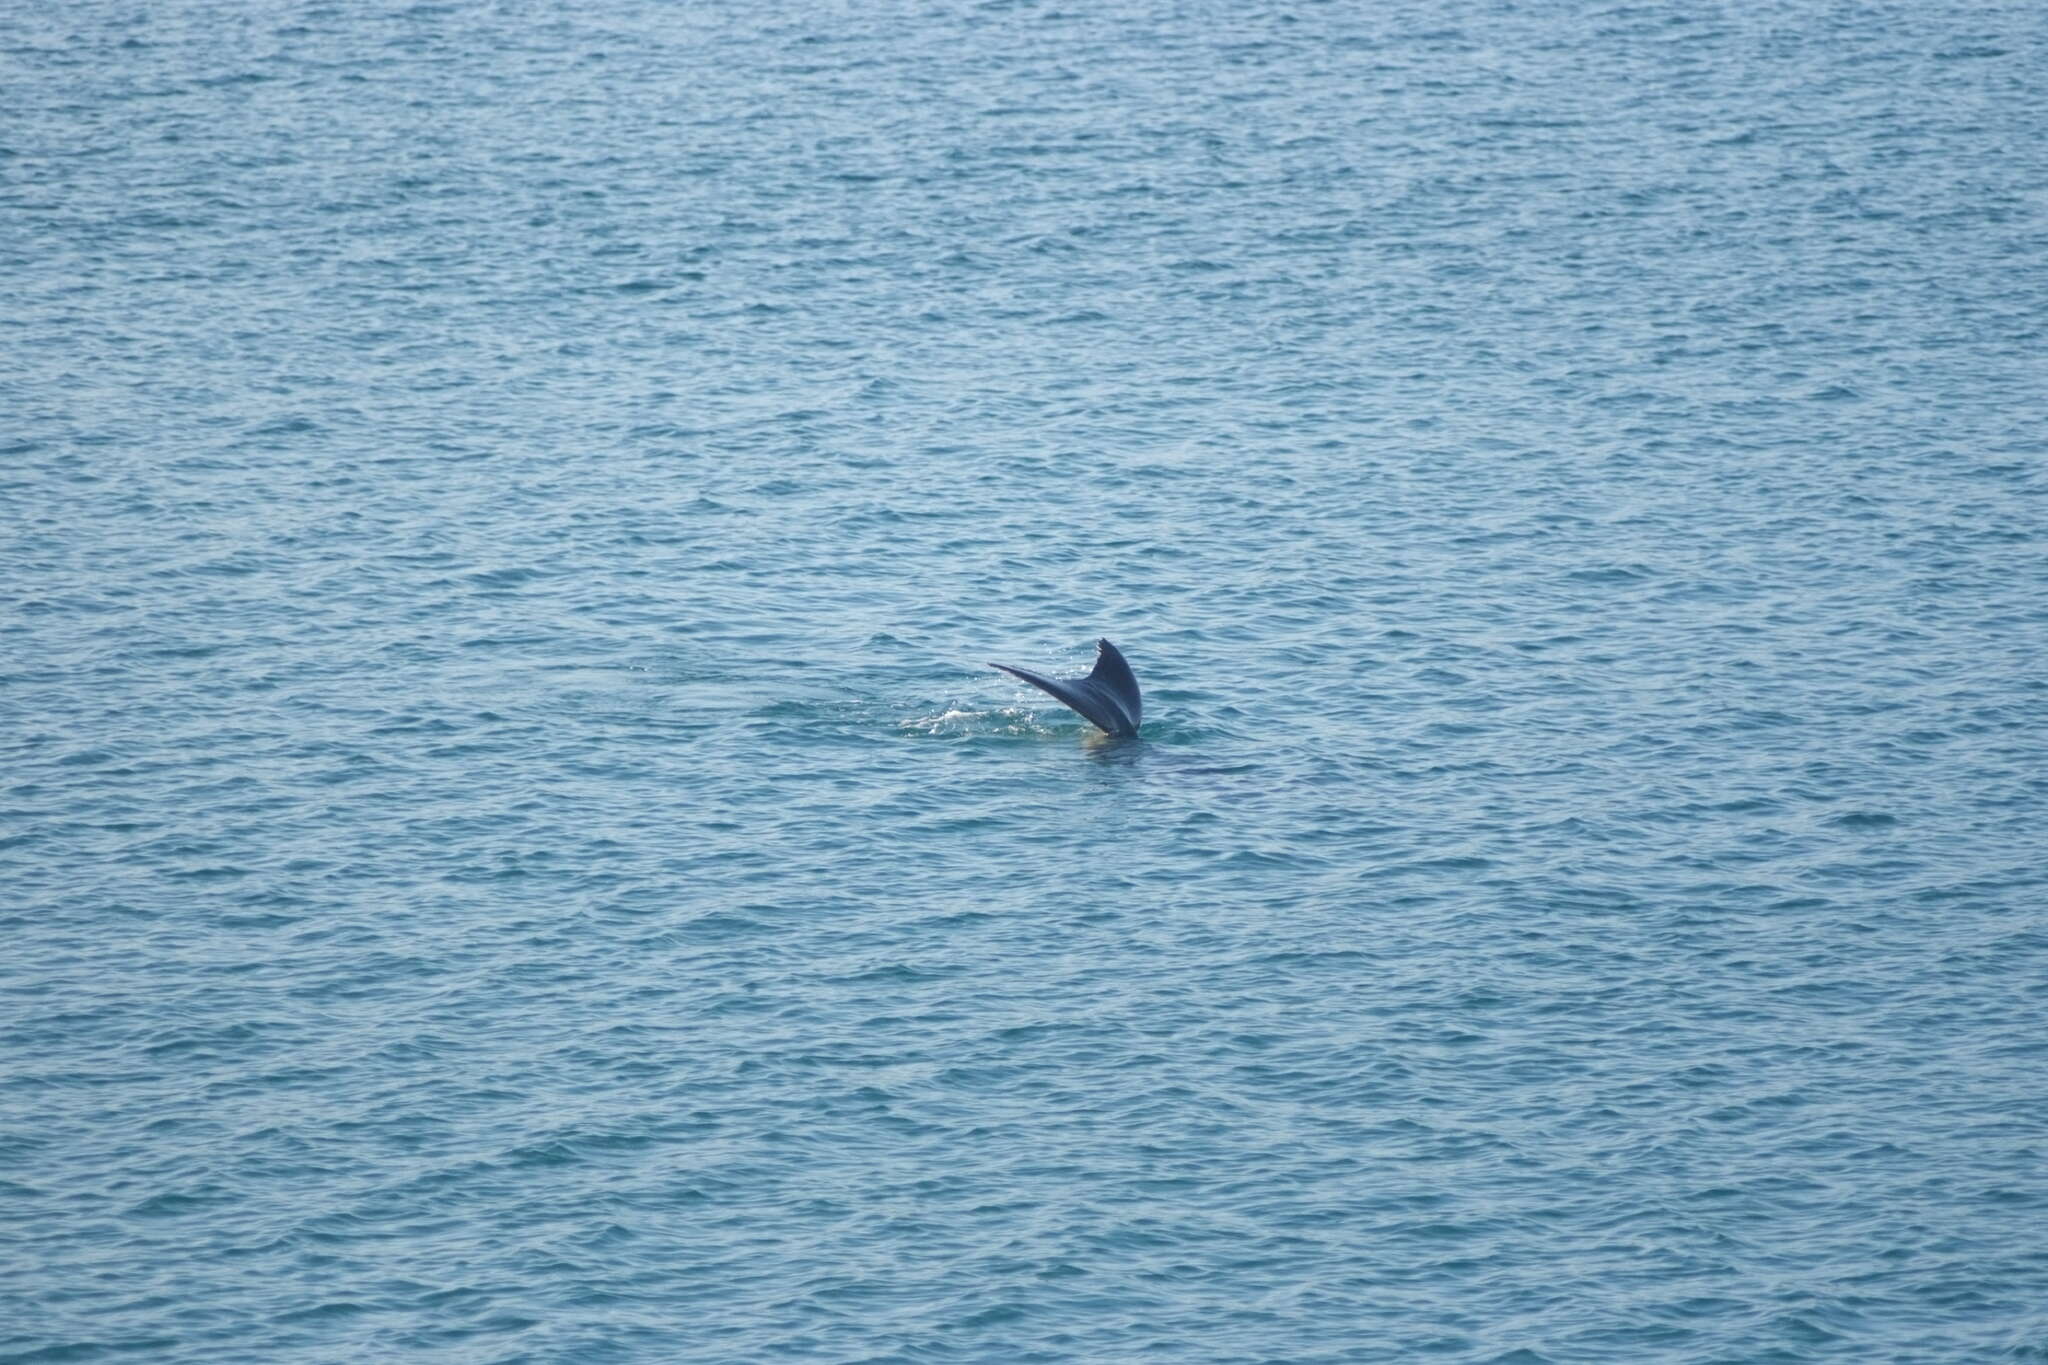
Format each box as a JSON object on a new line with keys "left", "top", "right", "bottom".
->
{"left": 899, "top": 707, "right": 1050, "bottom": 737}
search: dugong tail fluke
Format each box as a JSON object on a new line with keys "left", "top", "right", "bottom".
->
{"left": 989, "top": 638, "right": 1143, "bottom": 737}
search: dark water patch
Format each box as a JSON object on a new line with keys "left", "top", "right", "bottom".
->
{"left": 1826, "top": 810, "right": 1899, "bottom": 830}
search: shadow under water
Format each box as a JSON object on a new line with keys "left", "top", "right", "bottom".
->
{"left": 1082, "top": 730, "right": 1148, "bottom": 763}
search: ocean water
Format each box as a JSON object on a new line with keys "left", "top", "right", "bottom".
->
{"left": 4, "top": 0, "right": 2047, "bottom": 1360}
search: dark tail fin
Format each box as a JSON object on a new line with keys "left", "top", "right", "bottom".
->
{"left": 1088, "top": 639, "right": 1142, "bottom": 730}
{"left": 987, "top": 638, "right": 1143, "bottom": 737}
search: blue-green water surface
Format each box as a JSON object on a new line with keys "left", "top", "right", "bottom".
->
{"left": 5, "top": 1, "right": 2048, "bottom": 1360}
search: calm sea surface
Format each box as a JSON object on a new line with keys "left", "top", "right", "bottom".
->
{"left": 5, "top": 1, "right": 2047, "bottom": 1360}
